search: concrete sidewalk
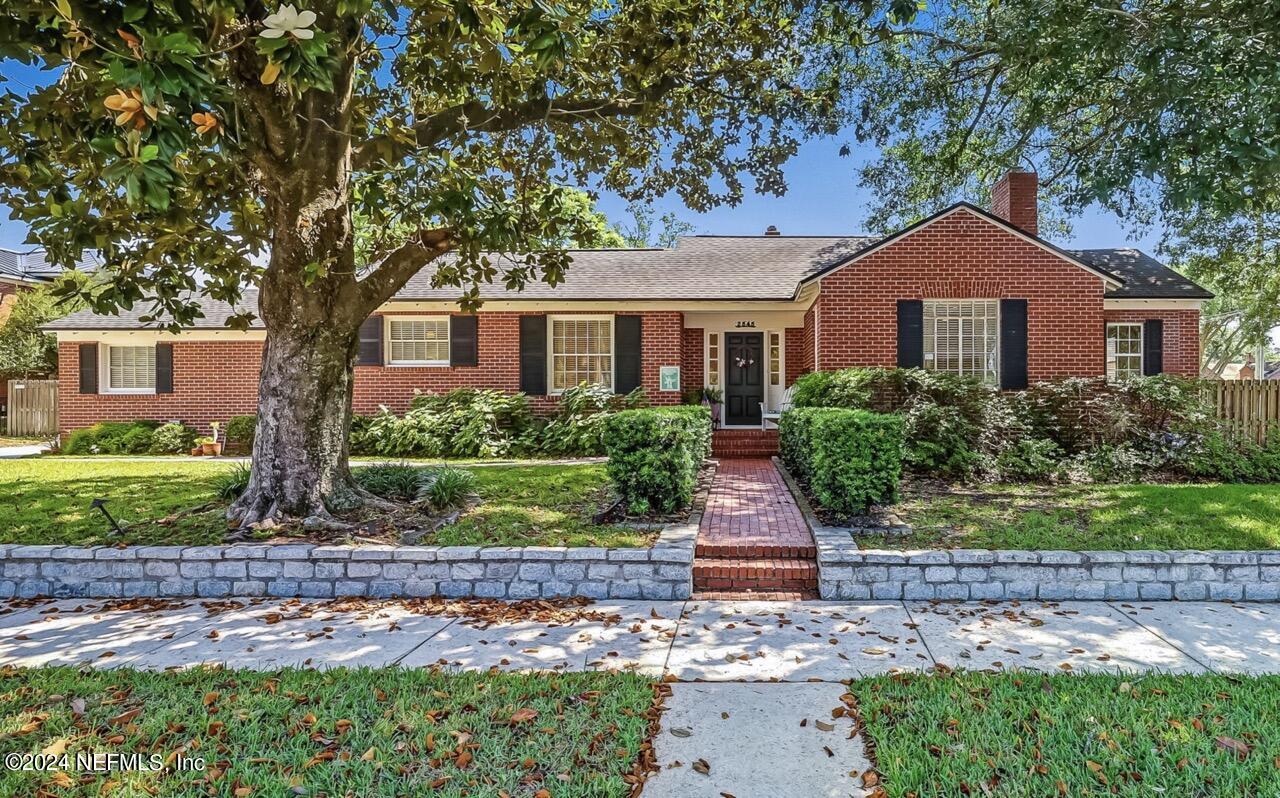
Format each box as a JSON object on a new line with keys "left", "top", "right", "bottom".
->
{"left": 2, "top": 597, "right": 1276, "bottom": 676}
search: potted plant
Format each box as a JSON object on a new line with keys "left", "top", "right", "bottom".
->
{"left": 201, "top": 421, "right": 223, "bottom": 456}
{"left": 702, "top": 387, "right": 723, "bottom": 427}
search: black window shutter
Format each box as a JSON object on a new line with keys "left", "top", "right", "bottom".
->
{"left": 450, "top": 315, "right": 478, "bottom": 367}
{"left": 614, "top": 316, "right": 642, "bottom": 394}
{"left": 519, "top": 315, "right": 547, "bottom": 395}
{"left": 999, "top": 299, "right": 1029, "bottom": 390}
{"left": 155, "top": 343, "right": 174, "bottom": 393}
{"left": 357, "top": 315, "right": 383, "bottom": 365}
{"left": 1143, "top": 319, "right": 1164, "bottom": 376}
{"left": 78, "top": 342, "right": 98, "bottom": 394}
{"left": 896, "top": 300, "right": 924, "bottom": 368}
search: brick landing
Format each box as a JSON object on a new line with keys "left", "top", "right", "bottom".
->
{"left": 694, "top": 458, "right": 818, "bottom": 599}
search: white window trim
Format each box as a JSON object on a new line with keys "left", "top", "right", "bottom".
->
{"left": 99, "top": 344, "right": 156, "bottom": 395}
{"left": 922, "top": 299, "right": 1001, "bottom": 385}
{"left": 383, "top": 316, "right": 451, "bottom": 367}
{"left": 547, "top": 314, "right": 615, "bottom": 395}
{"left": 1106, "top": 322, "right": 1144, "bottom": 382}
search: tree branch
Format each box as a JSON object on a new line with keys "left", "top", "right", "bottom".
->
{"left": 354, "top": 228, "right": 455, "bottom": 309}
{"left": 353, "top": 78, "right": 679, "bottom": 170}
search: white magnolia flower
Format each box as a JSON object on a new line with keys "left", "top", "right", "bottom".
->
{"left": 261, "top": 4, "right": 316, "bottom": 40}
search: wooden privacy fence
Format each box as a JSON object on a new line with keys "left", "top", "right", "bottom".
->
{"left": 1216, "top": 380, "right": 1280, "bottom": 442}
{"left": 5, "top": 379, "right": 57, "bottom": 437}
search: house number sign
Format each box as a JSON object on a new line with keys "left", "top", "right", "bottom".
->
{"left": 734, "top": 321, "right": 757, "bottom": 328}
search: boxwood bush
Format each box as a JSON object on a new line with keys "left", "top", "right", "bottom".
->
{"left": 781, "top": 407, "right": 903, "bottom": 516}
{"left": 603, "top": 405, "right": 711, "bottom": 514}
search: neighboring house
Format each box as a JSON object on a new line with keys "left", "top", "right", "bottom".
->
{"left": 0, "top": 247, "right": 99, "bottom": 409}
{"left": 45, "top": 170, "right": 1213, "bottom": 436}
{"left": 1237, "top": 356, "right": 1280, "bottom": 381}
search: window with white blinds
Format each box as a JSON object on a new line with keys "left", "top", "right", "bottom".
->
{"left": 106, "top": 345, "right": 156, "bottom": 392}
{"left": 1106, "top": 323, "right": 1143, "bottom": 381}
{"left": 550, "top": 317, "right": 613, "bottom": 392}
{"left": 923, "top": 300, "right": 1000, "bottom": 383}
{"left": 387, "top": 318, "right": 449, "bottom": 365}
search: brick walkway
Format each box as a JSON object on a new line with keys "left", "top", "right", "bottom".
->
{"left": 694, "top": 458, "right": 817, "bottom": 598}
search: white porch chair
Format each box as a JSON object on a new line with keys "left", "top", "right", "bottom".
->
{"left": 759, "top": 385, "right": 795, "bottom": 430}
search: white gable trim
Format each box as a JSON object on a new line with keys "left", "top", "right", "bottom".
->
{"left": 799, "top": 204, "right": 1123, "bottom": 292}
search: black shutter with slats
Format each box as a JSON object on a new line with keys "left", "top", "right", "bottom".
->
{"left": 519, "top": 315, "right": 547, "bottom": 395}
{"left": 450, "top": 315, "right": 478, "bottom": 367}
{"left": 896, "top": 300, "right": 923, "bottom": 368}
{"left": 78, "top": 342, "right": 98, "bottom": 394}
{"left": 155, "top": 343, "right": 174, "bottom": 393}
{"left": 999, "top": 299, "right": 1028, "bottom": 390}
{"left": 356, "top": 315, "right": 382, "bottom": 365}
{"left": 1143, "top": 319, "right": 1164, "bottom": 376}
{"left": 614, "top": 316, "right": 642, "bottom": 394}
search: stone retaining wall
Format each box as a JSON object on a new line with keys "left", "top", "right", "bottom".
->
{"left": 772, "top": 456, "right": 1280, "bottom": 602}
{"left": 0, "top": 522, "right": 696, "bottom": 601}
{"left": 816, "top": 546, "right": 1280, "bottom": 602}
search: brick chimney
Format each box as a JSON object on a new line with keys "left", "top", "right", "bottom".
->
{"left": 991, "top": 169, "right": 1038, "bottom": 236}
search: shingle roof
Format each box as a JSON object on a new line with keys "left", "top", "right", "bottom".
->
{"left": 47, "top": 291, "right": 265, "bottom": 330}
{"left": 396, "top": 235, "right": 875, "bottom": 301}
{"left": 1072, "top": 248, "right": 1214, "bottom": 300}
{"left": 0, "top": 247, "right": 100, "bottom": 282}
{"left": 44, "top": 233, "right": 1211, "bottom": 330}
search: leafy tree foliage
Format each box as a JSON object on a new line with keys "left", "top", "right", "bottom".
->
{"left": 0, "top": 273, "right": 91, "bottom": 381}
{"left": 850, "top": 0, "right": 1280, "bottom": 230}
{"left": 0, "top": 0, "right": 915, "bottom": 524}
{"left": 619, "top": 203, "right": 695, "bottom": 248}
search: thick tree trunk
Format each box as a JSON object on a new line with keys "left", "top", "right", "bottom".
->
{"left": 229, "top": 312, "right": 361, "bottom": 527}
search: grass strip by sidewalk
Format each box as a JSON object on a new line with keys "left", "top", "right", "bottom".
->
{"left": 851, "top": 671, "right": 1280, "bottom": 797}
{"left": 863, "top": 481, "right": 1280, "bottom": 551}
{"left": 0, "top": 665, "right": 655, "bottom": 797}
{"left": 0, "top": 460, "right": 645, "bottom": 547}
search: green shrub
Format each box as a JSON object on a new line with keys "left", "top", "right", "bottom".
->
{"left": 62, "top": 420, "right": 162, "bottom": 455}
{"left": 992, "top": 438, "right": 1064, "bottom": 482}
{"left": 791, "top": 367, "right": 988, "bottom": 479}
{"left": 779, "top": 407, "right": 823, "bottom": 484}
{"left": 416, "top": 466, "right": 476, "bottom": 511}
{"left": 1181, "top": 427, "right": 1280, "bottom": 483}
{"left": 785, "top": 408, "right": 902, "bottom": 516}
{"left": 225, "top": 415, "right": 257, "bottom": 451}
{"left": 528, "top": 382, "right": 647, "bottom": 456}
{"left": 353, "top": 462, "right": 427, "bottom": 502}
{"left": 603, "top": 405, "right": 711, "bottom": 514}
{"left": 148, "top": 422, "right": 199, "bottom": 454}
{"left": 350, "top": 388, "right": 533, "bottom": 458}
{"left": 213, "top": 462, "right": 253, "bottom": 499}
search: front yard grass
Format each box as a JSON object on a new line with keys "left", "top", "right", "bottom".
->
{"left": 0, "top": 665, "right": 655, "bottom": 798}
{"left": 861, "top": 481, "right": 1280, "bottom": 550}
{"left": 853, "top": 671, "right": 1280, "bottom": 797}
{"left": 0, "top": 460, "right": 646, "bottom": 547}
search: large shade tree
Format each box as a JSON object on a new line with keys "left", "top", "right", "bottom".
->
{"left": 845, "top": 0, "right": 1280, "bottom": 358}
{"left": 0, "top": 0, "right": 913, "bottom": 526}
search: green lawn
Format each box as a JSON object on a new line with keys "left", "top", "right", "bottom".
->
{"left": 853, "top": 671, "right": 1280, "bottom": 797}
{"left": 0, "top": 435, "right": 48, "bottom": 447}
{"left": 0, "top": 666, "right": 654, "bottom": 798}
{"left": 863, "top": 482, "right": 1280, "bottom": 550}
{"left": 0, "top": 460, "right": 645, "bottom": 547}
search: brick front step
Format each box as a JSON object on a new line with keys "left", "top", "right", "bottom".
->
{"left": 694, "top": 588, "right": 820, "bottom": 600}
{"left": 696, "top": 541, "right": 817, "bottom": 559}
{"left": 693, "top": 558, "right": 818, "bottom": 591}
{"left": 711, "top": 429, "right": 779, "bottom": 457}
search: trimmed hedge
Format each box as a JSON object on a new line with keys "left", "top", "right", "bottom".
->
{"left": 603, "top": 405, "right": 711, "bottom": 514}
{"left": 781, "top": 407, "right": 903, "bottom": 516}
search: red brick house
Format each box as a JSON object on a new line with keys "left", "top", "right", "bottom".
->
{"left": 47, "top": 171, "right": 1211, "bottom": 436}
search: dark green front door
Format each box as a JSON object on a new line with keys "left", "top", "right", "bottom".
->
{"left": 724, "top": 332, "right": 764, "bottom": 426}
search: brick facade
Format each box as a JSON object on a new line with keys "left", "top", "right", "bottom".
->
{"left": 1103, "top": 308, "right": 1200, "bottom": 378}
{"left": 57, "top": 340, "right": 263, "bottom": 435}
{"left": 58, "top": 311, "right": 687, "bottom": 434}
{"left": 813, "top": 207, "right": 1111, "bottom": 382}
{"left": 682, "top": 327, "right": 704, "bottom": 396}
